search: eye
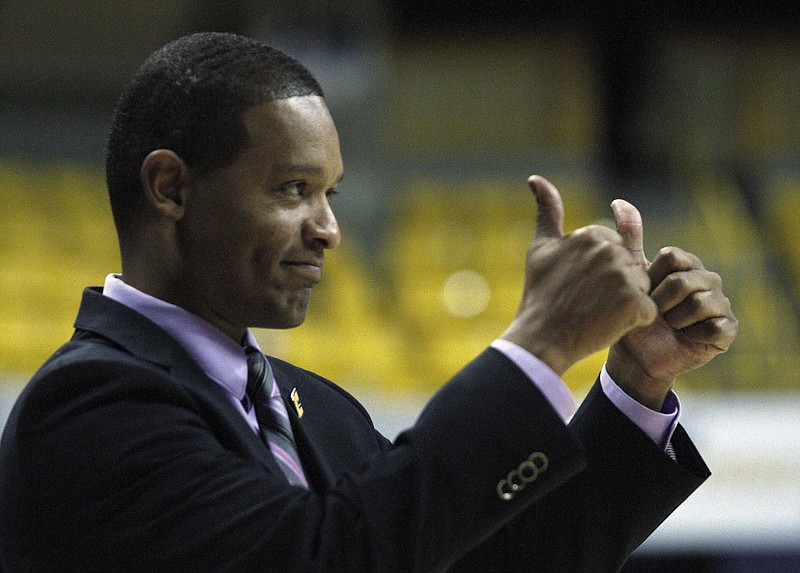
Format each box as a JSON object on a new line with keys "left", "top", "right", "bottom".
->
{"left": 326, "top": 188, "right": 339, "bottom": 200}
{"left": 281, "top": 181, "right": 306, "bottom": 196}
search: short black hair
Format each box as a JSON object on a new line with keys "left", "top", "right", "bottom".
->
{"left": 105, "top": 32, "right": 323, "bottom": 236}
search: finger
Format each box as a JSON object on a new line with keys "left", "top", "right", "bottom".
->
{"left": 611, "top": 199, "right": 649, "bottom": 268}
{"left": 528, "top": 175, "right": 564, "bottom": 241}
{"left": 648, "top": 247, "right": 704, "bottom": 291}
{"left": 680, "top": 316, "right": 739, "bottom": 352}
{"left": 662, "top": 289, "right": 731, "bottom": 330}
{"left": 651, "top": 268, "right": 722, "bottom": 314}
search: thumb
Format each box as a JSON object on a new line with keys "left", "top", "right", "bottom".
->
{"left": 528, "top": 175, "right": 564, "bottom": 241}
{"left": 611, "top": 199, "right": 649, "bottom": 268}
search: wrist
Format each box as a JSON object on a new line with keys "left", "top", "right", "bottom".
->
{"left": 500, "top": 323, "right": 572, "bottom": 377}
{"left": 607, "top": 344, "right": 674, "bottom": 411}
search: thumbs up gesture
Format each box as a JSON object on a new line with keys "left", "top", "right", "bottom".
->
{"left": 607, "top": 200, "right": 739, "bottom": 410}
{"left": 501, "top": 176, "right": 658, "bottom": 376}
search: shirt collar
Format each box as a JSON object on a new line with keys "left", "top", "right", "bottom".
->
{"left": 102, "top": 273, "right": 259, "bottom": 402}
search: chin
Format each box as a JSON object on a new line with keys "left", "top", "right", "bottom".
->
{"left": 253, "top": 291, "right": 312, "bottom": 329}
{"left": 278, "top": 313, "right": 307, "bottom": 329}
{"left": 257, "top": 305, "right": 308, "bottom": 330}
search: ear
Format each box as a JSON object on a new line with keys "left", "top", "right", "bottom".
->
{"left": 140, "top": 149, "right": 190, "bottom": 221}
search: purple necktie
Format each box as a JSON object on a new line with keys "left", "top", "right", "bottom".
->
{"left": 245, "top": 347, "right": 308, "bottom": 488}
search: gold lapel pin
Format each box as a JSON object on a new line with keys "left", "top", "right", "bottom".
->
{"left": 290, "top": 387, "right": 304, "bottom": 418}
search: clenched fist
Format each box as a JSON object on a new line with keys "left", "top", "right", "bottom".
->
{"left": 607, "top": 199, "right": 739, "bottom": 410}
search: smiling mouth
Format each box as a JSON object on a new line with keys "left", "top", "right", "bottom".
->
{"left": 282, "top": 261, "right": 323, "bottom": 283}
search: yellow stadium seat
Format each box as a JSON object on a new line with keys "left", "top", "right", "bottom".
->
{"left": 0, "top": 162, "right": 118, "bottom": 377}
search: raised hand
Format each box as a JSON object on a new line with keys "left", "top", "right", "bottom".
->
{"left": 607, "top": 200, "right": 739, "bottom": 410}
{"left": 501, "top": 176, "right": 657, "bottom": 376}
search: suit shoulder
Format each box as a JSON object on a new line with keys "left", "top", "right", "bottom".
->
{"left": 16, "top": 337, "right": 186, "bottom": 421}
{"left": 36, "top": 336, "right": 169, "bottom": 382}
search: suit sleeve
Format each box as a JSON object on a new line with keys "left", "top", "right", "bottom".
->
{"left": 450, "top": 380, "right": 710, "bottom": 573}
{"left": 0, "top": 346, "right": 586, "bottom": 573}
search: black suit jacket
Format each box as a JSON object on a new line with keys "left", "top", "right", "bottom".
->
{"left": 0, "top": 288, "right": 709, "bottom": 572}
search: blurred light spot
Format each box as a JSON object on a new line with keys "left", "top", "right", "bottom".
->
{"left": 441, "top": 270, "right": 491, "bottom": 318}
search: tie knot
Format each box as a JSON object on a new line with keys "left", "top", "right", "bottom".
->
{"left": 245, "top": 347, "right": 272, "bottom": 400}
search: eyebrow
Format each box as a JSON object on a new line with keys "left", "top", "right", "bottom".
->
{"left": 272, "top": 164, "right": 344, "bottom": 185}
{"left": 272, "top": 164, "right": 321, "bottom": 175}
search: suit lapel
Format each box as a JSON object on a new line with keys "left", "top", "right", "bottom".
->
{"left": 76, "top": 287, "right": 337, "bottom": 490}
{"left": 73, "top": 288, "right": 283, "bottom": 477}
{"left": 167, "top": 346, "right": 284, "bottom": 475}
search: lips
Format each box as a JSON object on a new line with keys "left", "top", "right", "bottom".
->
{"left": 281, "top": 259, "right": 323, "bottom": 283}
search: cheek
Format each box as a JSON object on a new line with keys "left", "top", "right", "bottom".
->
{"left": 197, "top": 202, "right": 300, "bottom": 281}
{"left": 248, "top": 227, "right": 292, "bottom": 276}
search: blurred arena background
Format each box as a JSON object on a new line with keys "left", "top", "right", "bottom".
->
{"left": 1, "top": 1, "right": 799, "bottom": 570}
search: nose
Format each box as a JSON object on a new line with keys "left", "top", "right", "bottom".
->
{"left": 303, "top": 196, "right": 341, "bottom": 250}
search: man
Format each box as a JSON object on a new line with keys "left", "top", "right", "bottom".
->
{"left": 0, "top": 32, "right": 737, "bottom": 572}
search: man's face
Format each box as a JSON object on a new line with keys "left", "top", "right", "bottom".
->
{"left": 178, "top": 95, "right": 343, "bottom": 339}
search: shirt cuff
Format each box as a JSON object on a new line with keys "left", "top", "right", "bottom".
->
{"left": 599, "top": 363, "right": 681, "bottom": 450}
{"left": 490, "top": 339, "right": 577, "bottom": 422}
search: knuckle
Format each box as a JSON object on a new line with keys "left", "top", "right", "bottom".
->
{"left": 567, "top": 227, "right": 598, "bottom": 247}
{"left": 593, "top": 243, "right": 617, "bottom": 265}
{"left": 606, "top": 264, "right": 631, "bottom": 288}
{"left": 598, "top": 242, "right": 633, "bottom": 269}
{"left": 662, "top": 273, "right": 689, "bottom": 297}
{"left": 684, "top": 291, "right": 705, "bottom": 314}
{"left": 707, "top": 317, "right": 726, "bottom": 337}
{"left": 570, "top": 225, "right": 619, "bottom": 248}
{"left": 694, "top": 318, "right": 726, "bottom": 344}
{"left": 657, "top": 246, "right": 683, "bottom": 266}
{"left": 657, "top": 245, "right": 677, "bottom": 259}
{"left": 708, "top": 270, "right": 723, "bottom": 290}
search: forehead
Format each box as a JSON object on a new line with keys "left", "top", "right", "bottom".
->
{"left": 240, "top": 95, "right": 342, "bottom": 173}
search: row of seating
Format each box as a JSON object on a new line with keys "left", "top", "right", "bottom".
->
{"left": 1, "top": 162, "right": 798, "bottom": 395}
{"left": 0, "top": 162, "right": 119, "bottom": 374}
